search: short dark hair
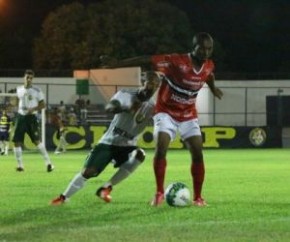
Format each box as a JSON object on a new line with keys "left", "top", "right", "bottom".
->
{"left": 192, "top": 32, "right": 213, "bottom": 48}
{"left": 24, "top": 69, "right": 34, "bottom": 76}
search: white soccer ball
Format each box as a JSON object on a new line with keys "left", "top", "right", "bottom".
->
{"left": 165, "top": 182, "right": 191, "bottom": 207}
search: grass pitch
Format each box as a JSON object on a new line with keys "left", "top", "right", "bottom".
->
{"left": 0, "top": 148, "right": 290, "bottom": 242}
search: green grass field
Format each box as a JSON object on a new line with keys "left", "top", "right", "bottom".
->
{"left": 1, "top": 148, "right": 290, "bottom": 242}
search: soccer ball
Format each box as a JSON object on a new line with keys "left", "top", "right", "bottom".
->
{"left": 165, "top": 182, "right": 191, "bottom": 207}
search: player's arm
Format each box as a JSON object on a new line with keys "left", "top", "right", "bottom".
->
{"left": 105, "top": 99, "right": 128, "bottom": 114}
{"left": 206, "top": 73, "right": 223, "bottom": 100}
{"left": 27, "top": 100, "right": 45, "bottom": 114}
{"left": 101, "top": 55, "right": 152, "bottom": 69}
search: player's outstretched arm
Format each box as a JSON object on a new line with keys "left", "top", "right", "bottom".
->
{"left": 100, "top": 55, "right": 151, "bottom": 69}
{"left": 105, "top": 100, "right": 129, "bottom": 114}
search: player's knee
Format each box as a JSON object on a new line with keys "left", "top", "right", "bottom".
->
{"left": 134, "top": 148, "right": 146, "bottom": 162}
{"left": 82, "top": 167, "right": 99, "bottom": 179}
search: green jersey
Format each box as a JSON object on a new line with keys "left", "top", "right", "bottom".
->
{"left": 99, "top": 89, "right": 154, "bottom": 147}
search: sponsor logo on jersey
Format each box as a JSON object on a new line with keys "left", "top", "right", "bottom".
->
{"left": 157, "top": 61, "right": 170, "bottom": 68}
{"left": 134, "top": 113, "right": 146, "bottom": 124}
{"left": 170, "top": 93, "right": 196, "bottom": 104}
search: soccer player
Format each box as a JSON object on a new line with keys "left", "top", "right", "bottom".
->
{"left": 12, "top": 69, "right": 54, "bottom": 172}
{"left": 50, "top": 107, "right": 68, "bottom": 154}
{"left": 0, "top": 109, "right": 12, "bottom": 155}
{"left": 102, "top": 32, "right": 223, "bottom": 206}
{"left": 51, "top": 71, "right": 160, "bottom": 205}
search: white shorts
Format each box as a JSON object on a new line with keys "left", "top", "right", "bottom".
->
{"left": 153, "top": 112, "right": 201, "bottom": 141}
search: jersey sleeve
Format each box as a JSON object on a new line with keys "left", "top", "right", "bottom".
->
{"left": 205, "top": 60, "right": 215, "bottom": 82}
{"left": 151, "top": 54, "right": 172, "bottom": 75}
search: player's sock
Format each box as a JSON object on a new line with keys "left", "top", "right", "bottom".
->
{"left": 153, "top": 158, "right": 166, "bottom": 194}
{"left": 37, "top": 143, "right": 52, "bottom": 165}
{"left": 191, "top": 161, "right": 205, "bottom": 200}
{"left": 4, "top": 141, "right": 9, "bottom": 155}
{"left": 63, "top": 172, "right": 87, "bottom": 198}
{"left": 109, "top": 157, "right": 142, "bottom": 186}
{"left": 59, "top": 136, "right": 67, "bottom": 151}
{"left": 14, "top": 147, "right": 24, "bottom": 168}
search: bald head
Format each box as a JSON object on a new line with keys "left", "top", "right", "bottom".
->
{"left": 192, "top": 32, "right": 214, "bottom": 62}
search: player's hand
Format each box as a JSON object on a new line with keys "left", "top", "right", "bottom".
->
{"left": 213, "top": 87, "right": 223, "bottom": 99}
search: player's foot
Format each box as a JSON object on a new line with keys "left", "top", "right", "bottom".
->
{"left": 150, "top": 192, "right": 164, "bottom": 206}
{"left": 54, "top": 151, "right": 62, "bottom": 155}
{"left": 47, "top": 164, "right": 54, "bottom": 172}
{"left": 51, "top": 194, "right": 66, "bottom": 206}
{"left": 96, "top": 186, "right": 112, "bottom": 203}
{"left": 193, "top": 197, "right": 207, "bottom": 207}
{"left": 0, "top": 151, "right": 4, "bottom": 155}
{"left": 16, "top": 167, "right": 24, "bottom": 172}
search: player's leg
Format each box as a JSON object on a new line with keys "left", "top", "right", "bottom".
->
{"left": 12, "top": 114, "right": 25, "bottom": 171}
{"left": 3, "top": 131, "right": 10, "bottom": 155}
{"left": 0, "top": 137, "right": 4, "bottom": 155}
{"left": 4, "top": 140, "right": 9, "bottom": 155}
{"left": 180, "top": 119, "right": 206, "bottom": 206}
{"left": 97, "top": 148, "right": 146, "bottom": 202}
{"left": 54, "top": 129, "right": 61, "bottom": 154}
{"left": 59, "top": 132, "right": 67, "bottom": 152}
{"left": 55, "top": 130, "right": 67, "bottom": 154}
{"left": 151, "top": 113, "right": 176, "bottom": 206}
{"left": 28, "top": 115, "right": 54, "bottom": 172}
{"left": 51, "top": 144, "right": 113, "bottom": 205}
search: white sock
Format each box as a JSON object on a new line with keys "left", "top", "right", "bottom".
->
{"left": 14, "top": 147, "right": 23, "bottom": 168}
{"left": 109, "top": 157, "right": 142, "bottom": 186}
{"left": 4, "top": 141, "right": 9, "bottom": 154}
{"left": 37, "top": 143, "right": 51, "bottom": 165}
{"left": 0, "top": 141, "right": 3, "bottom": 152}
{"left": 63, "top": 172, "right": 87, "bottom": 198}
{"left": 59, "top": 136, "right": 67, "bottom": 151}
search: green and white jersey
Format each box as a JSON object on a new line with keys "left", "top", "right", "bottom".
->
{"left": 16, "top": 85, "right": 44, "bottom": 115}
{"left": 99, "top": 89, "right": 154, "bottom": 147}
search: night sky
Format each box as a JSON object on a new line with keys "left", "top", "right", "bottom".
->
{"left": 1, "top": 0, "right": 289, "bottom": 73}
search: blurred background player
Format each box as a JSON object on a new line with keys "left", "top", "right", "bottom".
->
{"left": 0, "top": 109, "right": 12, "bottom": 155}
{"left": 12, "top": 69, "right": 54, "bottom": 172}
{"left": 51, "top": 107, "right": 68, "bottom": 154}
{"left": 102, "top": 32, "right": 223, "bottom": 206}
{"left": 51, "top": 71, "right": 160, "bottom": 205}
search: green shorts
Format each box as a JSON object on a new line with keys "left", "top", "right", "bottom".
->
{"left": 84, "top": 143, "right": 137, "bottom": 176}
{"left": 12, "top": 114, "right": 41, "bottom": 143}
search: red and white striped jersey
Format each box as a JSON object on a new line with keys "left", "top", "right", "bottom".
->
{"left": 151, "top": 53, "right": 214, "bottom": 121}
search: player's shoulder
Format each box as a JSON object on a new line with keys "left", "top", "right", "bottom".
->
{"left": 118, "top": 88, "right": 138, "bottom": 96}
{"left": 112, "top": 89, "right": 137, "bottom": 103}
{"left": 204, "top": 59, "right": 215, "bottom": 70}
{"left": 166, "top": 53, "right": 190, "bottom": 63}
{"left": 31, "top": 85, "right": 43, "bottom": 93}
{"left": 17, "top": 85, "right": 25, "bottom": 91}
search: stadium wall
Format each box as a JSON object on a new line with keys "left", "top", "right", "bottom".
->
{"left": 7, "top": 125, "right": 281, "bottom": 151}
{"left": 1, "top": 70, "right": 290, "bottom": 127}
